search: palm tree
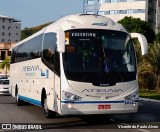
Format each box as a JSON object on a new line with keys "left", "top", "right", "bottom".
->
{"left": 0, "top": 57, "right": 10, "bottom": 78}
{"left": 138, "top": 60, "right": 156, "bottom": 90}
{"left": 138, "top": 43, "right": 160, "bottom": 93}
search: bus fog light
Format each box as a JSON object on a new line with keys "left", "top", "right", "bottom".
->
{"left": 62, "top": 91, "right": 83, "bottom": 101}
{"left": 125, "top": 91, "right": 139, "bottom": 100}
{"left": 68, "top": 104, "right": 72, "bottom": 108}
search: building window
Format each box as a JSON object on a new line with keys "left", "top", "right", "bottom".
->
{"left": 2, "top": 39, "right": 4, "bottom": 42}
{"left": 9, "top": 33, "right": 11, "bottom": 36}
{"left": 8, "top": 39, "right": 11, "bottom": 42}
{"left": 98, "top": 11, "right": 105, "bottom": 15}
{"left": 139, "top": 9, "right": 145, "bottom": 13}
{"left": 9, "top": 19, "right": 12, "bottom": 23}
{"left": 127, "top": 9, "right": 134, "bottom": 14}
{"left": 16, "top": 33, "right": 18, "bottom": 35}
{"left": 2, "top": 19, "right": 5, "bottom": 23}
{"left": 8, "top": 26, "right": 11, "bottom": 30}
{"left": 110, "top": 10, "right": 116, "bottom": 14}
{"left": 2, "top": 26, "right": 5, "bottom": 29}
{"left": 127, "top": 0, "right": 134, "bottom": 2}
{"left": 105, "top": 0, "right": 111, "bottom": 3}
{"left": 8, "top": 51, "right": 11, "bottom": 56}
{"left": 2, "top": 32, "right": 5, "bottom": 36}
{"left": 86, "top": 11, "right": 94, "bottom": 14}
{"left": 111, "top": 0, "right": 117, "bottom": 3}
{"left": 87, "top": 0, "right": 94, "bottom": 5}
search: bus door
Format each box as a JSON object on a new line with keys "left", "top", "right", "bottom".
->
{"left": 53, "top": 51, "right": 61, "bottom": 114}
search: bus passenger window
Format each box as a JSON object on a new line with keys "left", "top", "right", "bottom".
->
{"left": 43, "top": 33, "right": 56, "bottom": 66}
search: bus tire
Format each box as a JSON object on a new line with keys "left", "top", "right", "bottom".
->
{"left": 16, "top": 88, "right": 23, "bottom": 106}
{"left": 43, "top": 94, "right": 56, "bottom": 118}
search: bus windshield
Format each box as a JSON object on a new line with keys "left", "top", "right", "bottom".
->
{"left": 63, "top": 29, "right": 136, "bottom": 84}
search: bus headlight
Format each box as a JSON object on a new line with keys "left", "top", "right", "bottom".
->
{"left": 125, "top": 91, "right": 139, "bottom": 100}
{"left": 62, "top": 91, "right": 83, "bottom": 101}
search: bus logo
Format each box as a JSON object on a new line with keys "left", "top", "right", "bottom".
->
{"left": 23, "top": 65, "right": 39, "bottom": 72}
{"left": 82, "top": 89, "right": 123, "bottom": 93}
{"left": 22, "top": 65, "right": 40, "bottom": 77}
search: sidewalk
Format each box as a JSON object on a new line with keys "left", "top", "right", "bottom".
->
{"left": 139, "top": 97, "right": 160, "bottom": 103}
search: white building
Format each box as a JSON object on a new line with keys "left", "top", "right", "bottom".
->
{"left": 0, "top": 15, "right": 21, "bottom": 73}
{"left": 0, "top": 15, "right": 21, "bottom": 43}
{"left": 83, "top": 0, "right": 160, "bottom": 33}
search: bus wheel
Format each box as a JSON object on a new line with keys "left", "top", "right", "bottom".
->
{"left": 16, "top": 89, "right": 23, "bottom": 106}
{"left": 43, "top": 95, "right": 56, "bottom": 118}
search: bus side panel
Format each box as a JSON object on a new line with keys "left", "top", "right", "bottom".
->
{"left": 30, "top": 78, "right": 54, "bottom": 108}
{"left": 28, "top": 58, "right": 55, "bottom": 108}
{"left": 10, "top": 62, "right": 19, "bottom": 97}
{"left": 10, "top": 63, "right": 31, "bottom": 99}
{"left": 10, "top": 58, "right": 55, "bottom": 109}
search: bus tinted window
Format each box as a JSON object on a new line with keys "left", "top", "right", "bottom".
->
{"left": 43, "top": 33, "right": 56, "bottom": 67}
{"left": 63, "top": 29, "right": 137, "bottom": 83}
{"left": 11, "top": 47, "right": 18, "bottom": 63}
{"left": 13, "top": 34, "right": 43, "bottom": 63}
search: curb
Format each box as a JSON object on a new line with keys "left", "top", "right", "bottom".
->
{"left": 139, "top": 97, "right": 160, "bottom": 103}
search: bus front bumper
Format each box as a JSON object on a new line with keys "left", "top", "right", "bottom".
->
{"left": 61, "top": 100, "right": 138, "bottom": 115}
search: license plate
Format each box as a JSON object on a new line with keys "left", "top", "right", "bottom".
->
{"left": 98, "top": 105, "right": 111, "bottom": 109}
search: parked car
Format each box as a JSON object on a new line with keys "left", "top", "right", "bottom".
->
{"left": 0, "top": 79, "right": 10, "bottom": 95}
{"left": 0, "top": 74, "right": 9, "bottom": 79}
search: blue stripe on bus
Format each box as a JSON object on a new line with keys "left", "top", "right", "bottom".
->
{"left": 19, "top": 95, "right": 41, "bottom": 106}
{"left": 18, "top": 96, "right": 139, "bottom": 105}
{"left": 61, "top": 99, "right": 139, "bottom": 104}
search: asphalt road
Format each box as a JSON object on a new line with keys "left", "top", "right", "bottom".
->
{"left": 0, "top": 95, "right": 160, "bottom": 132}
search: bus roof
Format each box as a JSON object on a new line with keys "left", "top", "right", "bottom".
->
{"left": 12, "top": 14, "right": 127, "bottom": 49}
{"left": 46, "top": 14, "right": 127, "bottom": 32}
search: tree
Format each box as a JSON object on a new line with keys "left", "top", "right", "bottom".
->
{"left": 0, "top": 58, "right": 10, "bottom": 78}
{"left": 155, "top": 32, "right": 160, "bottom": 43}
{"left": 118, "top": 16, "right": 155, "bottom": 43}
{"left": 138, "top": 43, "right": 160, "bottom": 93}
{"left": 138, "top": 60, "right": 156, "bottom": 90}
{"left": 21, "top": 22, "right": 53, "bottom": 40}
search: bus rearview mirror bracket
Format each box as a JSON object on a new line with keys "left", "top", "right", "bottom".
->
{"left": 130, "top": 33, "right": 148, "bottom": 55}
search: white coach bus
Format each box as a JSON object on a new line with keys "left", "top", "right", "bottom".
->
{"left": 10, "top": 14, "right": 148, "bottom": 118}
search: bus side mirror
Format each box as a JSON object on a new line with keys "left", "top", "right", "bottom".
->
{"left": 57, "top": 29, "right": 65, "bottom": 53}
{"left": 130, "top": 33, "right": 148, "bottom": 55}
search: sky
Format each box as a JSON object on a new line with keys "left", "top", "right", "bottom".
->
{"left": 0, "top": 0, "right": 83, "bottom": 29}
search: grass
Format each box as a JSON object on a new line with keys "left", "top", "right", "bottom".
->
{"left": 139, "top": 89, "right": 160, "bottom": 100}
